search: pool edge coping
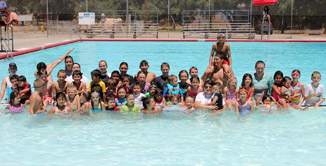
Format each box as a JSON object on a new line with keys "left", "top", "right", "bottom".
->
{"left": 1, "top": 38, "right": 326, "bottom": 60}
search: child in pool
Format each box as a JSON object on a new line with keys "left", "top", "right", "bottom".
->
{"left": 187, "top": 76, "right": 202, "bottom": 99}
{"left": 111, "top": 70, "right": 122, "bottom": 88}
{"left": 272, "top": 71, "right": 288, "bottom": 109}
{"left": 154, "top": 88, "right": 166, "bottom": 108}
{"left": 239, "top": 73, "right": 255, "bottom": 101}
{"left": 223, "top": 77, "right": 239, "bottom": 112}
{"left": 179, "top": 70, "right": 190, "bottom": 99}
{"left": 17, "top": 75, "right": 31, "bottom": 105}
{"left": 66, "top": 86, "right": 80, "bottom": 112}
{"left": 29, "top": 79, "right": 46, "bottom": 115}
{"left": 290, "top": 69, "right": 305, "bottom": 106}
{"left": 166, "top": 95, "right": 182, "bottom": 106}
{"left": 142, "top": 97, "right": 161, "bottom": 114}
{"left": 144, "top": 85, "right": 156, "bottom": 98}
{"left": 163, "top": 75, "right": 184, "bottom": 103}
{"left": 106, "top": 96, "right": 119, "bottom": 111}
{"left": 256, "top": 91, "right": 281, "bottom": 113}
{"left": 120, "top": 94, "right": 141, "bottom": 113}
{"left": 282, "top": 76, "right": 305, "bottom": 110}
{"left": 133, "top": 82, "right": 145, "bottom": 109}
{"left": 121, "top": 76, "right": 132, "bottom": 94}
{"left": 71, "top": 71, "right": 86, "bottom": 96}
{"left": 115, "top": 87, "right": 127, "bottom": 107}
{"left": 106, "top": 78, "right": 118, "bottom": 98}
{"left": 7, "top": 75, "right": 18, "bottom": 103}
{"left": 48, "top": 92, "right": 73, "bottom": 115}
{"left": 8, "top": 92, "right": 23, "bottom": 113}
{"left": 211, "top": 82, "right": 225, "bottom": 112}
{"left": 88, "top": 69, "right": 106, "bottom": 102}
{"left": 83, "top": 92, "right": 105, "bottom": 115}
{"left": 304, "top": 71, "right": 325, "bottom": 107}
{"left": 184, "top": 96, "right": 196, "bottom": 112}
{"left": 136, "top": 71, "right": 151, "bottom": 93}
{"left": 52, "top": 70, "right": 69, "bottom": 99}
{"left": 238, "top": 89, "right": 255, "bottom": 116}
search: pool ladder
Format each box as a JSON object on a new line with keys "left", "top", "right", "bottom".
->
{"left": 70, "top": 29, "right": 82, "bottom": 42}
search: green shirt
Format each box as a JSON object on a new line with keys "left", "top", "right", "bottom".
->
{"left": 144, "top": 92, "right": 154, "bottom": 98}
{"left": 120, "top": 104, "right": 141, "bottom": 113}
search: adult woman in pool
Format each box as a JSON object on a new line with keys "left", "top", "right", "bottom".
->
{"left": 0, "top": 63, "right": 18, "bottom": 102}
{"left": 252, "top": 60, "right": 273, "bottom": 101}
{"left": 194, "top": 80, "right": 221, "bottom": 111}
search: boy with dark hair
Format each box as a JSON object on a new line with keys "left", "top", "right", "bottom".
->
{"left": 88, "top": 69, "right": 106, "bottom": 102}
{"left": 17, "top": 75, "right": 31, "bottom": 104}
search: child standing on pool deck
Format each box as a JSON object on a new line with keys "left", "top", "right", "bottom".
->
{"left": 272, "top": 71, "right": 288, "bottom": 109}
{"left": 163, "top": 75, "right": 184, "bottom": 103}
{"left": 238, "top": 89, "right": 254, "bottom": 116}
{"left": 52, "top": 70, "right": 69, "bottom": 99}
{"left": 223, "top": 77, "right": 239, "bottom": 112}
{"left": 116, "top": 87, "right": 127, "bottom": 107}
{"left": 120, "top": 94, "right": 141, "bottom": 113}
{"left": 304, "top": 71, "right": 325, "bottom": 107}
{"left": 66, "top": 86, "right": 80, "bottom": 112}
{"left": 48, "top": 92, "right": 73, "bottom": 115}
{"left": 239, "top": 73, "right": 255, "bottom": 101}
{"left": 290, "top": 69, "right": 305, "bottom": 106}
{"left": 187, "top": 76, "right": 202, "bottom": 99}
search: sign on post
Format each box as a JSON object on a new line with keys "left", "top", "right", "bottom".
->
{"left": 78, "top": 12, "right": 95, "bottom": 25}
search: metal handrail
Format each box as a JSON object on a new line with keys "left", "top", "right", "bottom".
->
{"left": 71, "top": 29, "right": 82, "bottom": 41}
{"left": 1, "top": 38, "right": 12, "bottom": 59}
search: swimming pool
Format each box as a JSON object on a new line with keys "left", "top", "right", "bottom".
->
{"left": 1, "top": 41, "right": 326, "bottom": 165}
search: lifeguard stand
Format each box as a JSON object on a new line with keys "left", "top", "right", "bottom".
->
{"left": 0, "top": 1, "right": 18, "bottom": 59}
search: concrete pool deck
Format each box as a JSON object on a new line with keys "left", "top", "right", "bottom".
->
{"left": 6, "top": 31, "right": 326, "bottom": 52}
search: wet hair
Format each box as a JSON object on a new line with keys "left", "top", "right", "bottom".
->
{"left": 18, "top": 75, "right": 26, "bottom": 82}
{"left": 36, "top": 62, "right": 46, "bottom": 71}
{"left": 142, "top": 97, "right": 152, "bottom": 109}
{"left": 107, "top": 78, "right": 117, "bottom": 87}
{"left": 99, "top": 60, "right": 107, "bottom": 66}
{"left": 262, "top": 94, "right": 272, "bottom": 102}
{"left": 273, "top": 70, "right": 284, "bottom": 86}
{"left": 9, "top": 91, "right": 20, "bottom": 106}
{"left": 90, "top": 83, "right": 103, "bottom": 100}
{"left": 215, "top": 53, "right": 224, "bottom": 59}
{"left": 154, "top": 88, "right": 163, "bottom": 96}
{"left": 139, "top": 60, "right": 148, "bottom": 66}
{"left": 65, "top": 56, "right": 74, "bottom": 63}
{"left": 111, "top": 70, "right": 120, "bottom": 76}
{"left": 185, "top": 95, "right": 194, "bottom": 101}
{"left": 241, "top": 73, "right": 253, "bottom": 88}
{"left": 204, "top": 80, "right": 214, "bottom": 87}
{"left": 179, "top": 70, "right": 189, "bottom": 79}
{"left": 161, "top": 62, "right": 170, "bottom": 69}
{"left": 91, "top": 92, "right": 103, "bottom": 110}
{"left": 190, "top": 76, "right": 200, "bottom": 83}
{"left": 73, "top": 70, "right": 83, "bottom": 77}
{"left": 33, "top": 79, "right": 45, "bottom": 89}
{"left": 126, "top": 93, "right": 135, "bottom": 100}
{"left": 292, "top": 69, "right": 301, "bottom": 76}
{"left": 55, "top": 92, "right": 67, "bottom": 106}
{"left": 214, "top": 82, "right": 222, "bottom": 88}
{"left": 73, "top": 63, "right": 81, "bottom": 68}
{"left": 132, "top": 82, "right": 141, "bottom": 89}
{"left": 169, "top": 95, "right": 180, "bottom": 103}
{"left": 106, "top": 95, "right": 115, "bottom": 103}
{"left": 255, "top": 60, "right": 265, "bottom": 68}
{"left": 311, "top": 71, "right": 321, "bottom": 78}
{"left": 57, "top": 69, "right": 66, "bottom": 76}
{"left": 117, "top": 86, "right": 127, "bottom": 94}
{"left": 67, "top": 85, "right": 77, "bottom": 92}
{"left": 37, "top": 69, "right": 47, "bottom": 77}
{"left": 91, "top": 69, "right": 101, "bottom": 78}
{"left": 283, "top": 76, "right": 292, "bottom": 84}
{"left": 227, "top": 77, "right": 237, "bottom": 87}
{"left": 10, "top": 75, "right": 18, "bottom": 81}
{"left": 119, "top": 62, "right": 128, "bottom": 68}
{"left": 168, "top": 75, "right": 178, "bottom": 83}
{"left": 189, "top": 66, "right": 198, "bottom": 74}
{"left": 137, "top": 71, "right": 146, "bottom": 77}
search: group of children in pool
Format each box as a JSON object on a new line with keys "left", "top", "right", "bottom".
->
{"left": 4, "top": 52, "right": 325, "bottom": 116}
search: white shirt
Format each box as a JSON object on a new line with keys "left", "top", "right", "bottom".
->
{"left": 66, "top": 76, "right": 90, "bottom": 89}
{"left": 195, "top": 92, "right": 215, "bottom": 105}
{"left": 305, "top": 83, "right": 325, "bottom": 106}
{"left": 135, "top": 93, "right": 145, "bottom": 110}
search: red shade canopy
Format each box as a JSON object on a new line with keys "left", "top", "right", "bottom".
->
{"left": 253, "top": 0, "right": 278, "bottom": 6}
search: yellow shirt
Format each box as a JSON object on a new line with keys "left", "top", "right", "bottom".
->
{"left": 88, "top": 81, "right": 107, "bottom": 93}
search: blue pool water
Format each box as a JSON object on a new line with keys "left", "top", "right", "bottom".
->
{"left": 1, "top": 41, "right": 326, "bottom": 165}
